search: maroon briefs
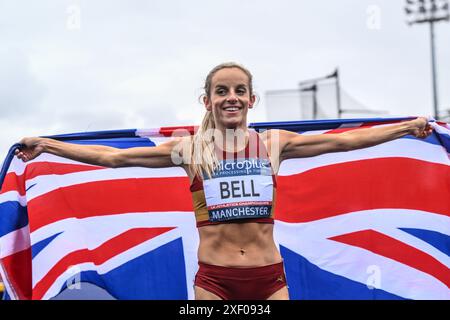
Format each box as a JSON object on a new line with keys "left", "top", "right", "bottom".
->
{"left": 194, "top": 261, "right": 287, "bottom": 300}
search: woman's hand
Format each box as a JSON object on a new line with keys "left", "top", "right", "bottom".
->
{"left": 408, "top": 117, "right": 434, "bottom": 139}
{"left": 15, "top": 137, "right": 45, "bottom": 162}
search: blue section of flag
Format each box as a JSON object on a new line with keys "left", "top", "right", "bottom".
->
{"left": 42, "top": 129, "right": 139, "bottom": 140}
{"left": 0, "top": 201, "right": 28, "bottom": 237}
{"left": 26, "top": 183, "right": 36, "bottom": 192}
{"left": 400, "top": 228, "right": 450, "bottom": 257}
{"left": 434, "top": 128, "right": 450, "bottom": 153}
{"left": 2, "top": 289, "right": 10, "bottom": 300}
{"left": 67, "top": 137, "right": 155, "bottom": 149}
{"left": 280, "top": 245, "right": 406, "bottom": 300}
{"left": 402, "top": 132, "right": 444, "bottom": 148}
{"left": 0, "top": 143, "right": 22, "bottom": 190}
{"left": 57, "top": 238, "right": 188, "bottom": 300}
{"left": 32, "top": 232, "right": 63, "bottom": 259}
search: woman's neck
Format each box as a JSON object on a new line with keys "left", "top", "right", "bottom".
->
{"left": 214, "top": 124, "right": 249, "bottom": 153}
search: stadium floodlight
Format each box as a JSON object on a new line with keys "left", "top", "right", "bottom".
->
{"left": 405, "top": 0, "right": 449, "bottom": 119}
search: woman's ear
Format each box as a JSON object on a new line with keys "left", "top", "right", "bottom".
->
{"left": 203, "top": 95, "right": 212, "bottom": 111}
{"left": 248, "top": 94, "right": 256, "bottom": 109}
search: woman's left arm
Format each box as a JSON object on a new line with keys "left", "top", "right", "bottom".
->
{"left": 337, "top": 116, "right": 433, "bottom": 150}
{"left": 279, "top": 117, "right": 433, "bottom": 161}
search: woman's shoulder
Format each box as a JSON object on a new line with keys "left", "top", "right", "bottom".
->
{"left": 257, "top": 129, "right": 289, "bottom": 143}
{"left": 256, "top": 129, "right": 292, "bottom": 161}
{"left": 167, "top": 134, "right": 192, "bottom": 145}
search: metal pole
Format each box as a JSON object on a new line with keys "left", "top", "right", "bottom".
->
{"left": 430, "top": 20, "right": 440, "bottom": 119}
{"left": 312, "top": 84, "right": 318, "bottom": 119}
{"left": 335, "top": 68, "right": 342, "bottom": 118}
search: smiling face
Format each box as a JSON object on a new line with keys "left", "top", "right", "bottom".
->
{"left": 204, "top": 67, "right": 256, "bottom": 131}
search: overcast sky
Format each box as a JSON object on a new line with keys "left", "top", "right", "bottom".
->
{"left": 1, "top": 0, "right": 449, "bottom": 159}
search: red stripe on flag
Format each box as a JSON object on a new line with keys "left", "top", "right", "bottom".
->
{"left": 0, "top": 172, "right": 26, "bottom": 195}
{"left": 329, "top": 229, "right": 450, "bottom": 287}
{"left": 1, "top": 162, "right": 104, "bottom": 195}
{"left": 28, "top": 177, "right": 193, "bottom": 232}
{"left": 25, "top": 162, "right": 104, "bottom": 180}
{"left": 275, "top": 158, "right": 450, "bottom": 222}
{"left": 324, "top": 128, "right": 365, "bottom": 134}
{"left": 1, "top": 248, "right": 32, "bottom": 300}
{"left": 159, "top": 126, "right": 196, "bottom": 137}
{"left": 32, "top": 227, "right": 174, "bottom": 300}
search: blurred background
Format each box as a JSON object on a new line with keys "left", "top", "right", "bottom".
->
{"left": 0, "top": 0, "right": 449, "bottom": 298}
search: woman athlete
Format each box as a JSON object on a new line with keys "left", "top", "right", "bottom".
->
{"left": 15, "top": 62, "right": 433, "bottom": 300}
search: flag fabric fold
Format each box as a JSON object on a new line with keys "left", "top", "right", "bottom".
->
{"left": 0, "top": 117, "right": 449, "bottom": 300}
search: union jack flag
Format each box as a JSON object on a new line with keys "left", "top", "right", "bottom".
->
{"left": 0, "top": 117, "right": 449, "bottom": 300}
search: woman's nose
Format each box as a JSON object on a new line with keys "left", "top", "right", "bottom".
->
{"left": 226, "top": 92, "right": 238, "bottom": 103}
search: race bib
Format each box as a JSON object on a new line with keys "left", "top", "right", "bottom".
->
{"left": 203, "top": 158, "right": 273, "bottom": 222}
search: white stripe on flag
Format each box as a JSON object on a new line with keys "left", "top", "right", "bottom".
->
{"left": 0, "top": 225, "right": 31, "bottom": 258}
{"left": 278, "top": 138, "right": 449, "bottom": 176}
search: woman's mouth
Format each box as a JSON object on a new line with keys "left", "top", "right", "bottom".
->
{"left": 223, "top": 106, "right": 242, "bottom": 114}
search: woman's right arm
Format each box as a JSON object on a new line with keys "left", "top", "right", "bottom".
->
{"left": 15, "top": 136, "right": 188, "bottom": 168}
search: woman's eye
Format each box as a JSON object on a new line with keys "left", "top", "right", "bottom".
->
{"left": 216, "top": 89, "right": 226, "bottom": 95}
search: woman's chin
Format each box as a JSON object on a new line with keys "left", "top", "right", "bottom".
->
{"left": 222, "top": 118, "right": 244, "bottom": 129}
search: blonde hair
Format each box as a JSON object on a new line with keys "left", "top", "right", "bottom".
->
{"left": 190, "top": 62, "right": 254, "bottom": 179}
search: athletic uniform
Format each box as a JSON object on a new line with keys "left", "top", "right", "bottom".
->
{"left": 190, "top": 129, "right": 287, "bottom": 300}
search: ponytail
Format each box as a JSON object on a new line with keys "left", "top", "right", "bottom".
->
{"left": 189, "top": 111, "right": 219, "bottom": 179}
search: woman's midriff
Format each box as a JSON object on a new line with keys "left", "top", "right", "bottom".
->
{"left": 197, "top": 222, "right": 282, "bottom": 267}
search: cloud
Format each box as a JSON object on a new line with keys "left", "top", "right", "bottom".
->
{"left": 0, "top": 49, "right": 46, "bottom": 118}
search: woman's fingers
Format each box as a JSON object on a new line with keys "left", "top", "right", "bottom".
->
{"left": 15, "top": 147, "right": 30, "bottom": 162}
{"left": 419, "top": 127, "right": 433, "bottom": 139}
{"left": 412, "top": 118, "right": 434, "bottom": 139}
